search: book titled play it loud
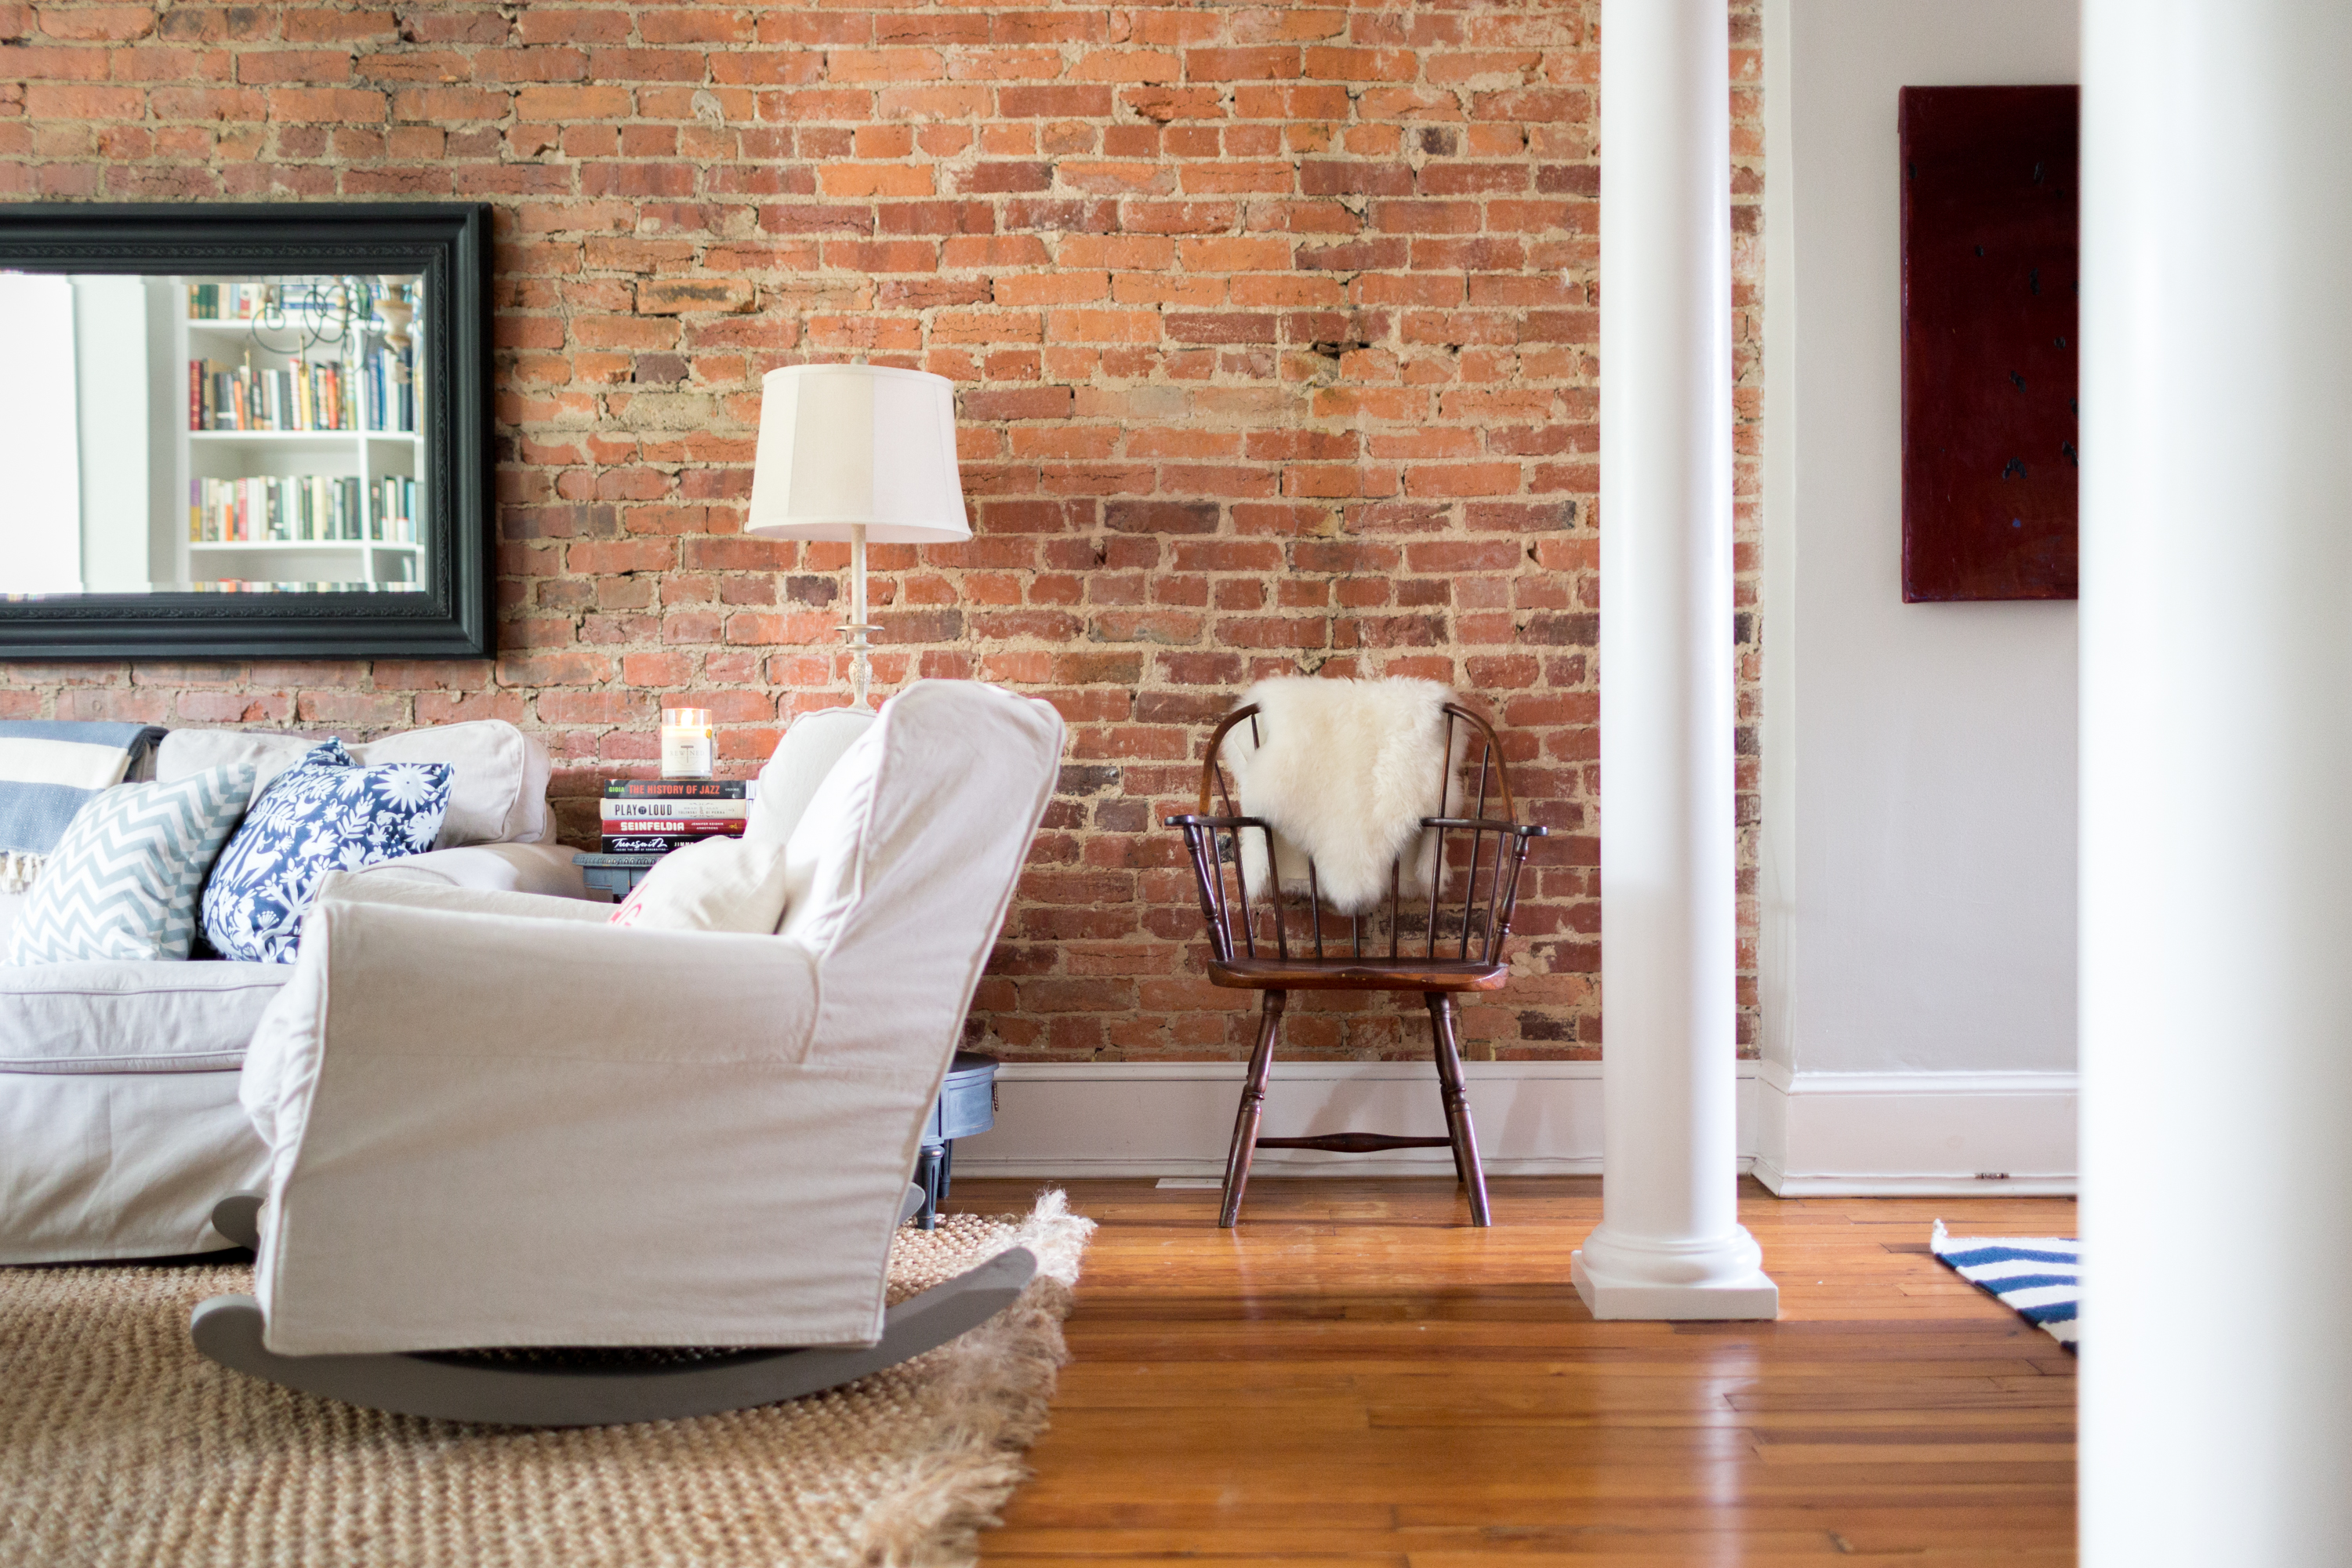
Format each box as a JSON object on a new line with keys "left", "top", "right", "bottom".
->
{"left": 599, "top": 778, "right": 758, "bottom": 854}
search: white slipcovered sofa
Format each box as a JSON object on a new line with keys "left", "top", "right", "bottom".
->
{"left": 0, "top": 720, "right": 583, "bottom": 1265}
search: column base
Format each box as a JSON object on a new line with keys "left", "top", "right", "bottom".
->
{"left": 1570, "top": 1249, "right": 1780, "bottom": 1321}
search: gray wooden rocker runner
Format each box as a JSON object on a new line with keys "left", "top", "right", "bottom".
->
{"left": 194, "top": 1189, "right": 1036, "bottom": 1427}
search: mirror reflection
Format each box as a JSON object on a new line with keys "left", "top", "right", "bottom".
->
{"left": 0, "top": 272, "right": 428, "bottom": 597}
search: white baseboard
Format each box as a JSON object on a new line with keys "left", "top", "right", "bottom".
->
{"left": 955, "top": 1058, "right": 2077, "bottom": 1197}
{"left": 1749, "top": 1062, "right": 2078, "bottom": 1196}
{"left": 956, "top": 1060, "right": 1752, "bottom": 1180}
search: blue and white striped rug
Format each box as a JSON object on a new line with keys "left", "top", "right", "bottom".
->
{"left": 1930, "top": 1220, "right": 2078, "bottom": 1350}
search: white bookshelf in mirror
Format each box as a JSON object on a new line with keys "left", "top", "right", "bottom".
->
{"left": 176, "top": 278, "right": 426, "bottom": 591}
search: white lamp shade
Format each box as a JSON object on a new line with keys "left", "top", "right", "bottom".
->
{"left": 744, "top": 364, "right": 971, "bottom": 544}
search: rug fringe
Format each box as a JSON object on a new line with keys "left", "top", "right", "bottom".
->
{"left": 853, "top": 1189, "right": 1097, "bottom": 1568}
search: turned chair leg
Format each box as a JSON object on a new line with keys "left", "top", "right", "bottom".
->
{"left": 1220, "top": 989, "right": 1286, "bottom": 1227}
{"left": 1426, "top": 993, "right": 1493, "bottom": 1226}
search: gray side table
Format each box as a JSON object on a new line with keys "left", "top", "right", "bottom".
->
{"left": 913, "top": 1052, "right": 997, "bottom": 1229}
{"left": 575, "top": 851, "right": 664, "bottom": 902}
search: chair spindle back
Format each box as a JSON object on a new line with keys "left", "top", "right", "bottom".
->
{"left": 1169, "top": 702, "right": 1544, "bottom": 971}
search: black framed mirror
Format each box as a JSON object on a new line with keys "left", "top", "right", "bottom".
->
{"left": 0, "top": 203, "right": 492, "bottom": 659}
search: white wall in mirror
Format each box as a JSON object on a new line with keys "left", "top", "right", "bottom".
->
{"left": 0, "top": 273, "right": 85, "bottom": 595}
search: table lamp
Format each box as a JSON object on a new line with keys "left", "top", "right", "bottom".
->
{"left": 745, "top": 364, "right": 971, "bottom": 711}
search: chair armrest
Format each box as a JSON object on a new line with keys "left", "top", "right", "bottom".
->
{"left": 354, "top": 840, "right": 590, "bottom": 901}
{"left": 245, "top": 882, "right": 818, "bottom": 1159}
{"left": 238, "top": 888, "right": 952, "bottom": 1356}
{"left": 1163, "top": 813, "right": 1548, "bottom": 965}
{"left": 1423, "top": 817, "right": 1549, "bottom": 837}
{"left": 310, "top": 866, "right": 613, "bottom": 927}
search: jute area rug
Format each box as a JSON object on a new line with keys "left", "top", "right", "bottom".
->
{"left": 0, "top": 1192, "right": 1092, "bottom": 1568}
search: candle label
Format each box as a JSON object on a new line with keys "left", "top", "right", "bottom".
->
{"left": 660, "top": 728, "right": 713, "bottom": 779}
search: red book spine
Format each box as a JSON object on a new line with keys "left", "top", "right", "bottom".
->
{"left": 189, "top": 361, "right": 201, "bottom": 431}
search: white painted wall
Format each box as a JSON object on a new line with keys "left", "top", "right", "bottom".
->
{"left": 0, "top": 274, "right": 83, "bottom": 594}
{"left": 1759, "top": 0, "right": 2082, "bottom": 1079}
{"left": 71, "top": 274, "right": 155, "bottom": 593}
{"left": 1755, "top": 0, "right": 2082, "bottom": 1190}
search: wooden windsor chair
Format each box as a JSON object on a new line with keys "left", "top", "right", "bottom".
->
{"left": 1165, "top": 701, "right": 1548, "bottom": 1227}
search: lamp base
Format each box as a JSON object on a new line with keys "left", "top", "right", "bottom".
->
{"left": 840, "top": 620, "right": 879, "bottom": 712}
{"left": 844, "top": 524, "right": 878, "bottom": 711}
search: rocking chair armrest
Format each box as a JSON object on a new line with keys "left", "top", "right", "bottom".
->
{"left": 1168, "top": 813, "right": 1545, "bottom": 837}
{"left": 1423, "top": 817, "right": 1549, "bottom": 837}
{"left": 239, "top": 887, "right": 827, "bottom": 1173}
{"left": 230, "top": 895, "right": 962, "bottom": 1358}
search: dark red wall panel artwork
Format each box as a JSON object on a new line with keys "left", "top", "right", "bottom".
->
{"left": 1900, "top": 85, "right": 2080, "bottom": 601}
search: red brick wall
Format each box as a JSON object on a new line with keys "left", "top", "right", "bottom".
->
{"left": 0, "top": 1, "right": 1763, "bottom": 1063}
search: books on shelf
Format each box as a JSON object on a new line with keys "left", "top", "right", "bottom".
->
{"left": 186, "top": 283, "right": 270, "bottom": 321}
{"left": 188, "top": 279, "right": 390, "bottom": 325}
{"left": 372, "top": 477, "right": 419, "bottom": 542}
{"left": 189, "top": 476, "right": 416, "bottom": 544}
{"left": 188, "top": 343, "right": 414, "bottom": 434}
{"left": 189, "top": 579, "right": 415, "bottom": 593}
{"left": 598, "top": 779, "right": 757, "bottom": 854}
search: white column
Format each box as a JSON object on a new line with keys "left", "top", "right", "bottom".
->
{"left": 1573, "top": 0, "right": 1776, "bottom": 1320}
{"left": 2079, "top": 4, "right": 2352, "bottom": 1562}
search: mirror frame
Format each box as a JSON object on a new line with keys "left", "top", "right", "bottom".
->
{"left": 0, "top": 202, "right": 493, "bottom": 659}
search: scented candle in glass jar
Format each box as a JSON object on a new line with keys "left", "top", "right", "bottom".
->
{"left": 659, "top": 707, "right": 714, "bottom": 779}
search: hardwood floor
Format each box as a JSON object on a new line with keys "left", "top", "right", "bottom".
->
{"left": 945, "top": 1176, "right": 2077, "bottom": 1566}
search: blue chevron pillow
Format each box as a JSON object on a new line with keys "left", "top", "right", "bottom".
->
{"left": 5, "top": 763, "right": 258, "bottom": 964}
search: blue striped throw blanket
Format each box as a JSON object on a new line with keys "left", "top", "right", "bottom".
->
{"left": 0, "top": 721, "right": 167, "bottom": 892}
{"left": 1931, "top": 1220, "right": 2078, "bottom": 1350}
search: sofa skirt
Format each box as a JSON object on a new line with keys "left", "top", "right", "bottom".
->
{"left": 0, "top": 1069, "right": 267, "bottom": 1265}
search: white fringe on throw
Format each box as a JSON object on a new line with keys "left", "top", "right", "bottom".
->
{"left": 0, "top": 851, "right": 39, "bottom": 895}
{"left": 1221, "top": 675, "right": 1465, "bottom": 915}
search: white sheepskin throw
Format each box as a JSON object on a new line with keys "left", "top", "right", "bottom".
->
{"left": 1221, "top": 676, "right": 1465, "bottom": 914}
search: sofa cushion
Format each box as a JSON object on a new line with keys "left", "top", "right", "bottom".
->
{"left": 6, "top": 763, "right": 256, "bottom": 964}
{"left": 158, "top": 719, "right": 549, "bottom": 848}
{"left": 0, "top": 959, "right": 289, "bottom": 1073}
{"left": 201, "top": 740, "right": 452, "bottom": 964}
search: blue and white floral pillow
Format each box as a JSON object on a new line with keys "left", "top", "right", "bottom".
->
{"left": 200, "top": 739, "right": 452, "bottom": 964}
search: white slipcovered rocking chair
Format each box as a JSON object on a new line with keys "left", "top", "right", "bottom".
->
{"left": 190, "top": 681, "right": 1064, "bottom": 1426}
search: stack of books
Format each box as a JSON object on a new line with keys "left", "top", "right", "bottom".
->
{"left": 600, "top": 779, "right": 756, "bottom": 855}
